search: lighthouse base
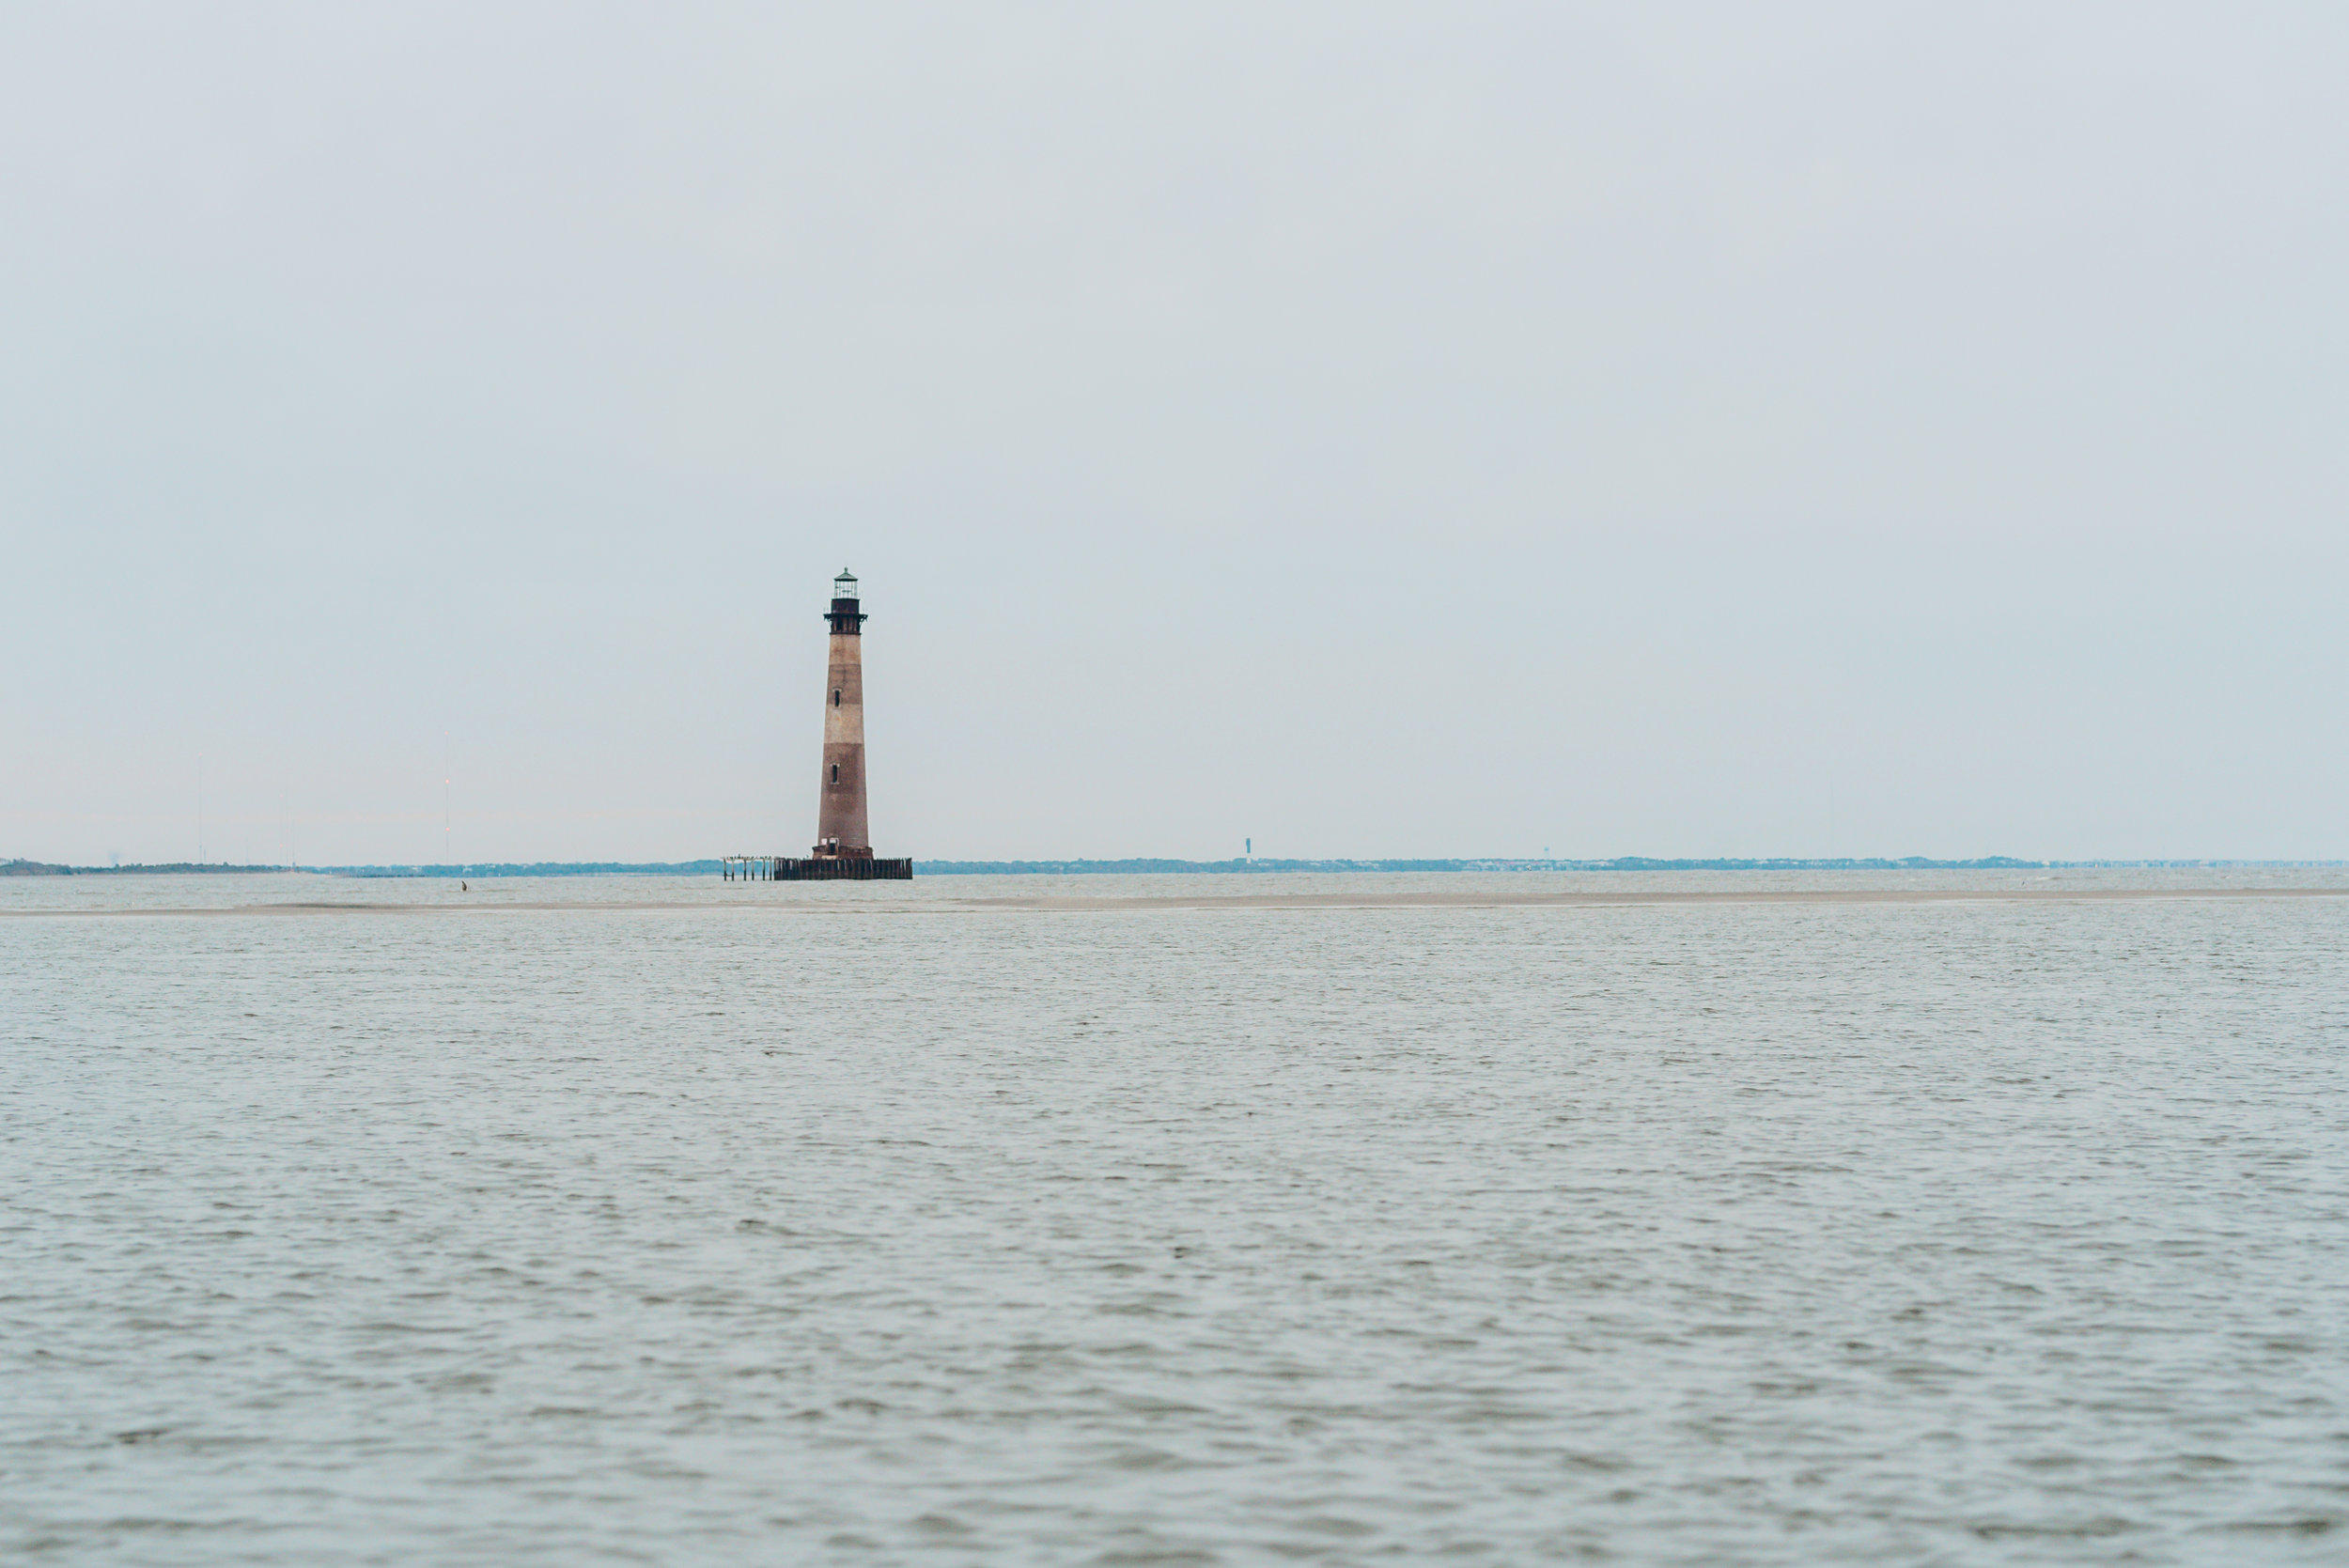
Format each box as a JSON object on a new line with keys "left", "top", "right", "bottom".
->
{"left": 773, "top": 855, "right": 912, "bottom": 880}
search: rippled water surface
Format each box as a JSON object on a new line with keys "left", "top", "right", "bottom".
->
{"left": 6, "top": 873, "right": 2347, "bottom": 1564}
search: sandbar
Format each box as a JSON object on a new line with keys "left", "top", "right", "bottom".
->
{"left": 4, "top": 886, "right": 2345, "bottom": 917}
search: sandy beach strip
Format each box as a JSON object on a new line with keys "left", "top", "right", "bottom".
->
{"left": 5, "top": 886, "right": 2347, "bottom": 917}
{"left": 958, "top": 885, "right": 2349, "bottom": 911}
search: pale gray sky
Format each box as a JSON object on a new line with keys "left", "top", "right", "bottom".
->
{"left": 4, "top": 2, "right": 2343, "bottom": 864}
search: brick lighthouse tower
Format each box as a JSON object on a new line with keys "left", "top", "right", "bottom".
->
{"left": 780, "top": 569, "right": 910, "bottom": 879}
{"left": 815, "top": 567, "right": 870, "bottom": 856}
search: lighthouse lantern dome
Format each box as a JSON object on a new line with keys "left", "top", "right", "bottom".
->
{"left": 832, "top": 569, "right": 859, "bottom": 602}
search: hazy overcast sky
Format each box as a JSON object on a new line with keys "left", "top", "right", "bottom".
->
{"left": 4, "top": 2, "right": 2343, "bottom": 864}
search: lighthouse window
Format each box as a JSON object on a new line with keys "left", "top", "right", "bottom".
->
{"left": 831, "top": 763, "right": 839, "bottom": 783}
{"left": 833, "top": 689, "right": 841, "bottom": 706}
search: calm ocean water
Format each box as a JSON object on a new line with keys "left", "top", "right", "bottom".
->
{"left": 6, "top": 871, "right": 2346, "bottom": 1564}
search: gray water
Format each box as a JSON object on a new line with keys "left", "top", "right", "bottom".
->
{"left": 5, "top": 873, "right": 2347, "bottom": 1564}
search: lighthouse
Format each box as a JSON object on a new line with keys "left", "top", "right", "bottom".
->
{"left": 815, "top": 568, "right": 870, "bottom": 857}
{"left": 774, "top": 569, "right": 911, "bottom": 879}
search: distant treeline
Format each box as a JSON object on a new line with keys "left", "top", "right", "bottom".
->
{"left": 909, "top": 856, "right": 2349, "bottom": 875}
{"left": 0, "top": 859, "right": 728, "bottom": 877}
{"left": 8, "top": 856, "right": 2341, "bottom": 878}
{"left": 327, "top": 861, "right": 727, "bottom": 878}
{"left": 920, "top": 856, "right": 2154, "bottom": 875}
{"left": 3, "top": 860, "right": 295, "bottom": 876}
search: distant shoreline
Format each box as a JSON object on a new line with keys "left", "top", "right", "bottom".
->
{"left": 8, "top": 855, "right": 2345, "bottom": 878}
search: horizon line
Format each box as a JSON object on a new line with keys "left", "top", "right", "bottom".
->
{"left": 9, "top": 855, "right": 2348, "bottom": 878}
